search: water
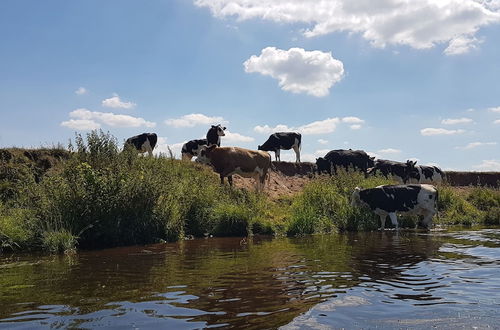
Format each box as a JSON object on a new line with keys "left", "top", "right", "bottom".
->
{"left": 1, "top": 229, "right": 500, "bottom": 329}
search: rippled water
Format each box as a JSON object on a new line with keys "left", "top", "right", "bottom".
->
{"left": 1, "top": 229, "right": 500, "bottom": 329}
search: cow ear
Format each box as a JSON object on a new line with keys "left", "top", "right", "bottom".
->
{"left": 211, "top": 125, "right": 216, "bottom": 128}
{"left": 370, "top": 157, "right": 375, "bottom": 160}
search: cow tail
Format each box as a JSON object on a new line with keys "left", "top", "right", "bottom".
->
{"left": 298, "top": 133, "right": 302, "bottom": 151}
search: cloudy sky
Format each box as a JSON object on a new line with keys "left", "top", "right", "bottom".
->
{"left": 1, "top": 0, "right": 500, "bottom": 170}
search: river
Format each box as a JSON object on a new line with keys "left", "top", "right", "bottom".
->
{"left": 1, "top": 228, "right": 500, "bottom": 329}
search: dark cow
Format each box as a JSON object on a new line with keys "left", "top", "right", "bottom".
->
{"left": 258, "top": 132, "right": 301, "bottom": 163}
{"left": 198, "top": 145, "right": 271, "bottom": 191}
{"left": 316, "top": 149, "right": 375, "bottom": 176}
{"left": 368, "top": 159, "right": 419, "bottom": 184}
{"left": 124, "top": 133, "right": 157, "bottom": 156}
{"left": 411, "top": 165, "right": 446, "bottom": 184}
{"left": 351, "top": 184, "right": 438, "bottom": 230}
{"left": 181, "top": 124, "right": 226, "bottom": 161}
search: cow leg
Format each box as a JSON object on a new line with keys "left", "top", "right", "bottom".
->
{"left": 388, "top": 213, "right": 399, "bottom": 230}
{"left": 275, "top": 149, "right": 280, "bottom": 162}
{"left": 220, "top": 174, "right": 225, "bottom": 185}
{"left": 292, "top": 145, "right": 300, "bottom": 163}
{"left": 421, "top": 212, "right": 434, "bottom": 230}
{"left": 227, "top": 175, "right": 233, "bottom": 187}
{"left": 378, "top": 213, "right": 387, "bottom": 230}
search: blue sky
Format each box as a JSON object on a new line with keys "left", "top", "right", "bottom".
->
{"left": 1, "top": 0, "right": 499, "bottom": 170}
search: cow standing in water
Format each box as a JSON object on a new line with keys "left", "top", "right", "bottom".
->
{"left": 125, "top": 133, "right": 158, "bottom": 156}
{"left": 316, "top": 149, "right": 375, "bottom": 176}
{"left": 368, "top": 159, "right": 419, "bottom": 184}
{"left": 258, "top": 132, "right": 301, "bottom": 163}
{"left": 181, "top": 124, "right": 226, "bottom": 161}
{"left": 351, "top": 184, "right": 438, "bottom": 230}
{"left": 197, "top": 145, "right": 271, "bottom": 191}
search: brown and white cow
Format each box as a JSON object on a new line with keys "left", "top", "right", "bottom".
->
{"left": 198, "top": 145, "right": 271, "bottom": 191}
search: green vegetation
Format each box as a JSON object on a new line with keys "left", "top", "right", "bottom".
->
{"left": 1, "top": 130, "right": 499, "bottom": 253}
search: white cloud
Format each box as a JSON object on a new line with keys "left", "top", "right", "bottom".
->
{"left": 318, "top": 139, "right": 328, "bottom": 145}
{"left": 254, "top": 116, "right": 365, "bottom": 135}
{"left": 223, "top": 131, "right": 255, "bottom": 143}
{"left": 456, "top": 141, "right": 497, "bottom": 149}
{"left": 196, "top": 0, "right": 500, "bottom": 54}
{"left": 75, "top": 87, "right": 88, "bottom": 95}
{"left": 165, "top": 113, "right": 227, "bottom": 128}
{"left": 441, "top": 117, "right": 473, "bottom": 125}
{"left": 341, "top": 116, "right": 364, "bottom": 124}
{"left": 420, "top": 127, "right": 466, "bottom": 136}
{"left": 494, "top": 119, "right": 500, "bottom": 124}
{"left": 153, "top": 137, "right": 185, "bottom": 158}
{"left": 102, "top": 93, "right": 136, "bottom": 109}
{"left": 315, "top": 149, "right": 330, "bottom": 156}
{"left": 61, "top": 108, "right": 156, "bottom": 130}
{"left": 243, "top": 47, "right": 344, "bottom": 97}
{"left": 444, "top": 35, "right": 483, "bottom": 55}
{"left": 472, "top": 159, "right": 500, "bottom": 171}
{"left": 489, "top": 106, "right": 500, "bottom": 113}
{"left": 60, "top": 119, "right": 100, "bottom": 131}
{"left": 378, "top": 148, "right": 402, "bottom": 154}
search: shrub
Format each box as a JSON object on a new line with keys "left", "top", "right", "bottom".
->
{"left": 437, "top": 186, "right": 483, "bottom": 226}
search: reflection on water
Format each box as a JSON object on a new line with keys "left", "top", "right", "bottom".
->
{"left": 1, "top": 229, "right": 500, "bottom": 329}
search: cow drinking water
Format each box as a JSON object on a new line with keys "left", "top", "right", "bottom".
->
{"left": 181, "top": 124, "right": 226, "bottom": 161}
{"left": 351, "top": 184, "right": 438, "bottom": 230}
{"left": 258, "top": 132, "right": 301, "bottom": 163}
{"left": 124, "top": 133, "right": 157, "bottom": 156}
{"left": 198, "top": 145, "right": 271, "bottom": 191}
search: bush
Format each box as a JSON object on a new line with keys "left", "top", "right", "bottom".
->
{"left": 437, "top": 186, "right": 483, "bottom": 226}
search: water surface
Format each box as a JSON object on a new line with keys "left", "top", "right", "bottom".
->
{"left": 1, "top": 229, "right": 500, "bottom": 329}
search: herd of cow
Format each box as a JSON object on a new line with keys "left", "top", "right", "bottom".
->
{"left": 124, "top": 126, "right": 443, "bottom": 230}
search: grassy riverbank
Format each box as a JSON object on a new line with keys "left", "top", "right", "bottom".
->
{"left": 1, "top": 131, "right": 499, "bottom": 253}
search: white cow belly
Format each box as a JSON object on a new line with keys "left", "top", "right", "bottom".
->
{"left": 228, "top": 166, "right": 263, "bottom": 178}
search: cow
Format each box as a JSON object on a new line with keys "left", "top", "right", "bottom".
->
{"left": 181, "top": 124, "right": 226, "bottom": 161}
{"left": 316, "top": 149, "right": 375, "bottom": 176}
{"left": 367, "top": 159, "right": 419, "bottom": 184}
{"left": 124, "top": 133, "right": 157, "bottom": 156}
{"left": 258, "top": 132, "right": 301, "bottom": 163}
{"left": 411, "top": 165, "right": 446, "bottom": 184}
{"left": 351, "top": 184, "right": 438, "bottom": 230}
{"left": 197, "top": 145, "right": 271, "bottom": 191}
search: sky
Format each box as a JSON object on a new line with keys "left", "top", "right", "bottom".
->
{"left": 0, "top": 0, "right": 499, "bottom": 171}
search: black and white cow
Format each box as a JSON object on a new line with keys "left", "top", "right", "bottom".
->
{"left": 368, "top": 159, "right": 419, "bottom": 184}
{"left": 316, "top": 149, "right": 375, "bottom": 176}
{"left": 125, "top": 133, "right": 157, "bottom": 156}
{"left": 258, "top": 132, "right": 301, "bottom": 162}
{"left": 181, "top": 124, "right": 226, "bottom": 161}
{"left": 351, "top": 184, "right": 438, "bottom": 230}
{"left": 411, "top": 165, "right": 446, "bottom": 184}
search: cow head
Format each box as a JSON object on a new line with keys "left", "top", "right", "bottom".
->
{"left": 212, "top": 124, "right": 226, "bottom": 136}
{"left": 315, "top": 157, "right": 331, "bottom": 174}
{"left": 368, "top": 156, "right": 376, "bottom": 168}
{"left": 351, "top": 187, "right": 362, "bottom": 207}
{"left": 197, "top": 145, "right": 217, "bottom": 164}
{"left": 405, "top": 160, "right": 420, "bottom": 183}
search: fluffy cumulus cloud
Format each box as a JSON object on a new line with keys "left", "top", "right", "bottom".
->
{"left": 456, "top": 141, "right": 497, "bottom": 149}
{"left": 489, "top": 106, "right": 500, "bottom": 113}
{"left": 75, "top": 87, "right": 88, "bottom": 95}
{"left": 495, "top": 119, "right": 500, "bottom": 124}
{"left": 254, "top": 116, "right": 364, "bottom": 135}
{"left": 378, "top": 148, "right": 402, "bottom": 154}
{"left": 473, "top": 159, "right": 500, "bottom": 171}
{"left": 60, "top": 108, "right": 156, "bottom": 131}
{"left": 196, "top": 0, "right": 500, "bottom": 55}
{"left": 318, "top": 139, "right": 328, "bottom": 145}
{"left": 102, "top": 93, "right": 136, "bottom": 109}
{"left": 153, "top": 137, "right": 186, "bottom": 157}
{"left": 243, "top": 47, "right": 344, "bottom": 97}
{"left": 165, "top": 113, "right": 227, "bottom": 128}
{"left": 441, "top": 117, "right": 473, "bottom": 125}
{"left": 223, "top": 131, "right": 255, "bottom": 143}
{"left": 420, "top": 127, "right": 466, "bottom": 136}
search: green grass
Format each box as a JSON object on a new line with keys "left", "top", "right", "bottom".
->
{"left": 1, "top": 130, "right": 499, "bottom": 253}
